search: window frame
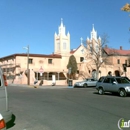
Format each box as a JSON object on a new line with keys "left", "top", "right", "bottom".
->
{"left": 29, "top": 58, "right": 33, "bottom": 64}
{"left": 80, "top": 57, "right": 84, "bottom": 62}
{"left": 48, "top": 59, "right": 53, "bottom": 64}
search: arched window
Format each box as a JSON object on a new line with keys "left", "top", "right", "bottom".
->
{"left": 57, "top": 42, "right": 60, "bottom": 50}
{"left": 95, "top": 45, "right": 99, "bottom": 52}
{"left": 63, "top": 42, "right": 66, "bottom": 50}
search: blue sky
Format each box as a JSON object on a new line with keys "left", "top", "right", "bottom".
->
{"left": 0, "top": 0, "right": 130, "bottom": 57}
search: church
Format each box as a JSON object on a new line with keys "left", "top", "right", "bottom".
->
{"left": 0, "top": 19, "right": 130, "bottom": 85}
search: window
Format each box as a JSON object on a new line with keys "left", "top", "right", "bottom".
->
{"left": 29, "top": 59, "right": 33, "bottom": 64}
{"left": 103, "top": 78, "right": 111, "bottom": 83}
{"left": 57, "top": 42, "right": 60, "bottom": 50}
{"left": 77, "top": 70, "right": 79, "bottom": 74}
{"left": 95, "top": 45, "right": 99, "bottom": 52}
{"left": 80, "top": 57, "right": 84, "bottom": 62}
{"left": 48, "top": 59, "right": 52, "bottom": 64}
{"left": 63, "top": 42, "right": 66, "bottom": 50}
{"left": 117, "top": 59, "right": 120, "bottom": 64}
{"left": 111, "top": 78, "right": 116, "bottom": 83}
{"left": 98, "top": 77, "right": 104, "bottom": 82}
{"left": 116, "top": 78, "right": 129, "bottom": 84}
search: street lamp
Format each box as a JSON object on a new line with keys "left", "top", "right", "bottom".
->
{"left": 68, "top": 67, "right": 72, "bottom": 86}
{"left": 68, "top": 67, "right": 71, "bottom": 79}
{"left": 23, "top": 45, "right": 30, "bottom": 85}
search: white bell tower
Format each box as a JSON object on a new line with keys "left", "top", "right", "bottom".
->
{"left": 54, "top": 18, "right": 70, "bottom": 54}
{"left": 91, "top": 24, "right": 97, "bottom": 40}
{"left": 87, "top": 24, "right": 101, "bottom": 51}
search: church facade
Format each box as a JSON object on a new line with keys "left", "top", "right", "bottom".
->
{"left": 0, "top": 19, "right": 130, "bottom": 85}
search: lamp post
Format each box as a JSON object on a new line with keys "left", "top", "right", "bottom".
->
{"left": 23, "top": 45, "right": 30, "bottom": 85}
{"left": 68, "top": 67, "right": 71, "bottom": 79}
{"left": 68, "top": 67, "right": 71, "bottom": 86}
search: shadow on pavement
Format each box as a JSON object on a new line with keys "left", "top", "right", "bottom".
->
{"left": 93, "top": 92, "right": 130, "bottom": 97}
{"left": 6, "top": 114, "right": 16, "bottom": 129}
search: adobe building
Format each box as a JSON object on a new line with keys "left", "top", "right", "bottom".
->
{"left": 0, "top": 19, "right": 130, "bottom": 85}
{"left": 0, "top": 19, "right": 86, "bottom": 85}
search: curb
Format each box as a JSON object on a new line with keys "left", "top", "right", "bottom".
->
{"left": 8, "top": 84, "right": 71, "bottom": 89}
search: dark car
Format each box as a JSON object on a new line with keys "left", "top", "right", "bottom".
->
{"left": 96, "top": 76, "right": 130, "bottom": 97}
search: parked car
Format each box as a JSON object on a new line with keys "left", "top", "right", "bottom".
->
{"left": 74, "top": 78, "right": 97, "bottom": 88}
{"left": 96, "top": 76, "right": 130, "bottom": 97}
{"left": 0, "top": 67, "right": 12, "bottom": 127}
{"left": 123, "top": 76, "right": 130, "bottom": 81}
{"left": 0, "top": 113, "right": 6, "bottom": 130}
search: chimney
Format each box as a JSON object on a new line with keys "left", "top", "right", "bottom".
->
{"left": 120, "top": 46, "right": 122, "bottom": 50}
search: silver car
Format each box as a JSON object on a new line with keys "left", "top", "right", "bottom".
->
{"left": 74, "top": 78, "right": 97, "bottom": 88}
{"left": 96, "top": 76, "right": 130, "bottom": 97}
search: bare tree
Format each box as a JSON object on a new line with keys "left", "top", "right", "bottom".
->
{"left": 82, "top": 33, "right": 109, "bottom": 79}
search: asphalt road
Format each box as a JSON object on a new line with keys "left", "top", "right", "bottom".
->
{"left": 7, "top": 85, "right": 130, "bottom": 130}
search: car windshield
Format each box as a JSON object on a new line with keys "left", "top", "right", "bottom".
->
{"left": 116, "top": 77, "right": 130, "bottom": 84}
{"left": 98, "top": 77, "right": 104, "bottom": 82}
{"left": 86, "top": 79, "right": 95, "bottom": 81}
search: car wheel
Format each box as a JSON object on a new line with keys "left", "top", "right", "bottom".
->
{"left": 98, "top": 88, "right": 104, "bottom": 95}
{"left": 119, "top": 89, "right": 127, "bottom": 97}
{"left": 83, "top": 84, "right": 87, "bottom": 88}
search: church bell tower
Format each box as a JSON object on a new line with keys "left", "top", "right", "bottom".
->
{"left": 54, "top": 19, "right": 70, "bottom": 54}
{"left": 87, "top": 24, "right": 101, "bottom": 52}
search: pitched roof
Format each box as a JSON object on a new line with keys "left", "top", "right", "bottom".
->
{"left": 103, "top": 47, "right": 130, "bottom": 56}
{"left": 70, "top": 45, "right": 83, "bottom": 54}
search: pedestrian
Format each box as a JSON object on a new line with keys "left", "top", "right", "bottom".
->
{"left": 39, "top": 80, "right": 43, "bottom": 86}
{"left": 107, "top": 71, "right": 112, "bottom": 76}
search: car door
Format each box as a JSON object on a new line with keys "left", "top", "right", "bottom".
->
{"left": 0, "top": 70, "right": 7, "bottom": 113}
{"left": 86, "top": 79, "right": 92, "bottom": 86}
{"left": 109, "top": 78, "right": 118, "bottom": 92}
{"left": 89, "top": 79, "right": 97, "bottom": 86}
{"left": 102, "top": 77, "right": 113, "bottom": 91}
{"left": 0, "top": 70, "right": 8, "bottom": 111}
{"left": 0, "top": 67, "right": 12, "bottom": 124}
{"left": 104, "top": 77, "right": 117, "bottom": 92}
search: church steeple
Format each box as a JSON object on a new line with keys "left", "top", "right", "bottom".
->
{"left": 59, "top": 18, "right": 65, "bottom": 35}
{"left": 91, "top": 24, "right": 97, "bottom": 40}
{"left": 60, "top": 18, "right": 63, "bottom": 27}
{"left": 87, "top": 24, "right": 101, "bottom": 56}
{"left": 92, "top": 24, "right": 95, "bottom": 32}
{"left": 54, "top": 19, "right": 70, "bottom": 54}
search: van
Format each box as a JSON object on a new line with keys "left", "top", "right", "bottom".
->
{"left": 0, "top": 67, "right": 12, "bottom": 129}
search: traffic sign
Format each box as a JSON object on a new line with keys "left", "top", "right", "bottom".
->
{"left": 39, "top": 66, "right": 44, "bottom": 73}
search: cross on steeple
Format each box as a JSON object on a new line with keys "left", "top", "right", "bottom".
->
{"left": 61, "top": 18, "right": 63, "bottom": 26}
{"left": 80, "top": 37, "right": 83, "bottom": 45}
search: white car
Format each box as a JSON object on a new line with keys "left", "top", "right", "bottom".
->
{"left": 0, "top": 67, "right": 12, "bottom": 128}
{"left": 74, "top": 78, "right": 97, "bottom": 88}
{"left": 0, "top": 113, "right": 6, "bottom": 130}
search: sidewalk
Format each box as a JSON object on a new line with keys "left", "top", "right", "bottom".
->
{"left": 8, "top": 84, "right": 73, "bottom": 89}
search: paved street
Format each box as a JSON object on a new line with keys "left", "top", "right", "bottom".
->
{"left": 7, "top": 85, "right": 130, "bottom": 130}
